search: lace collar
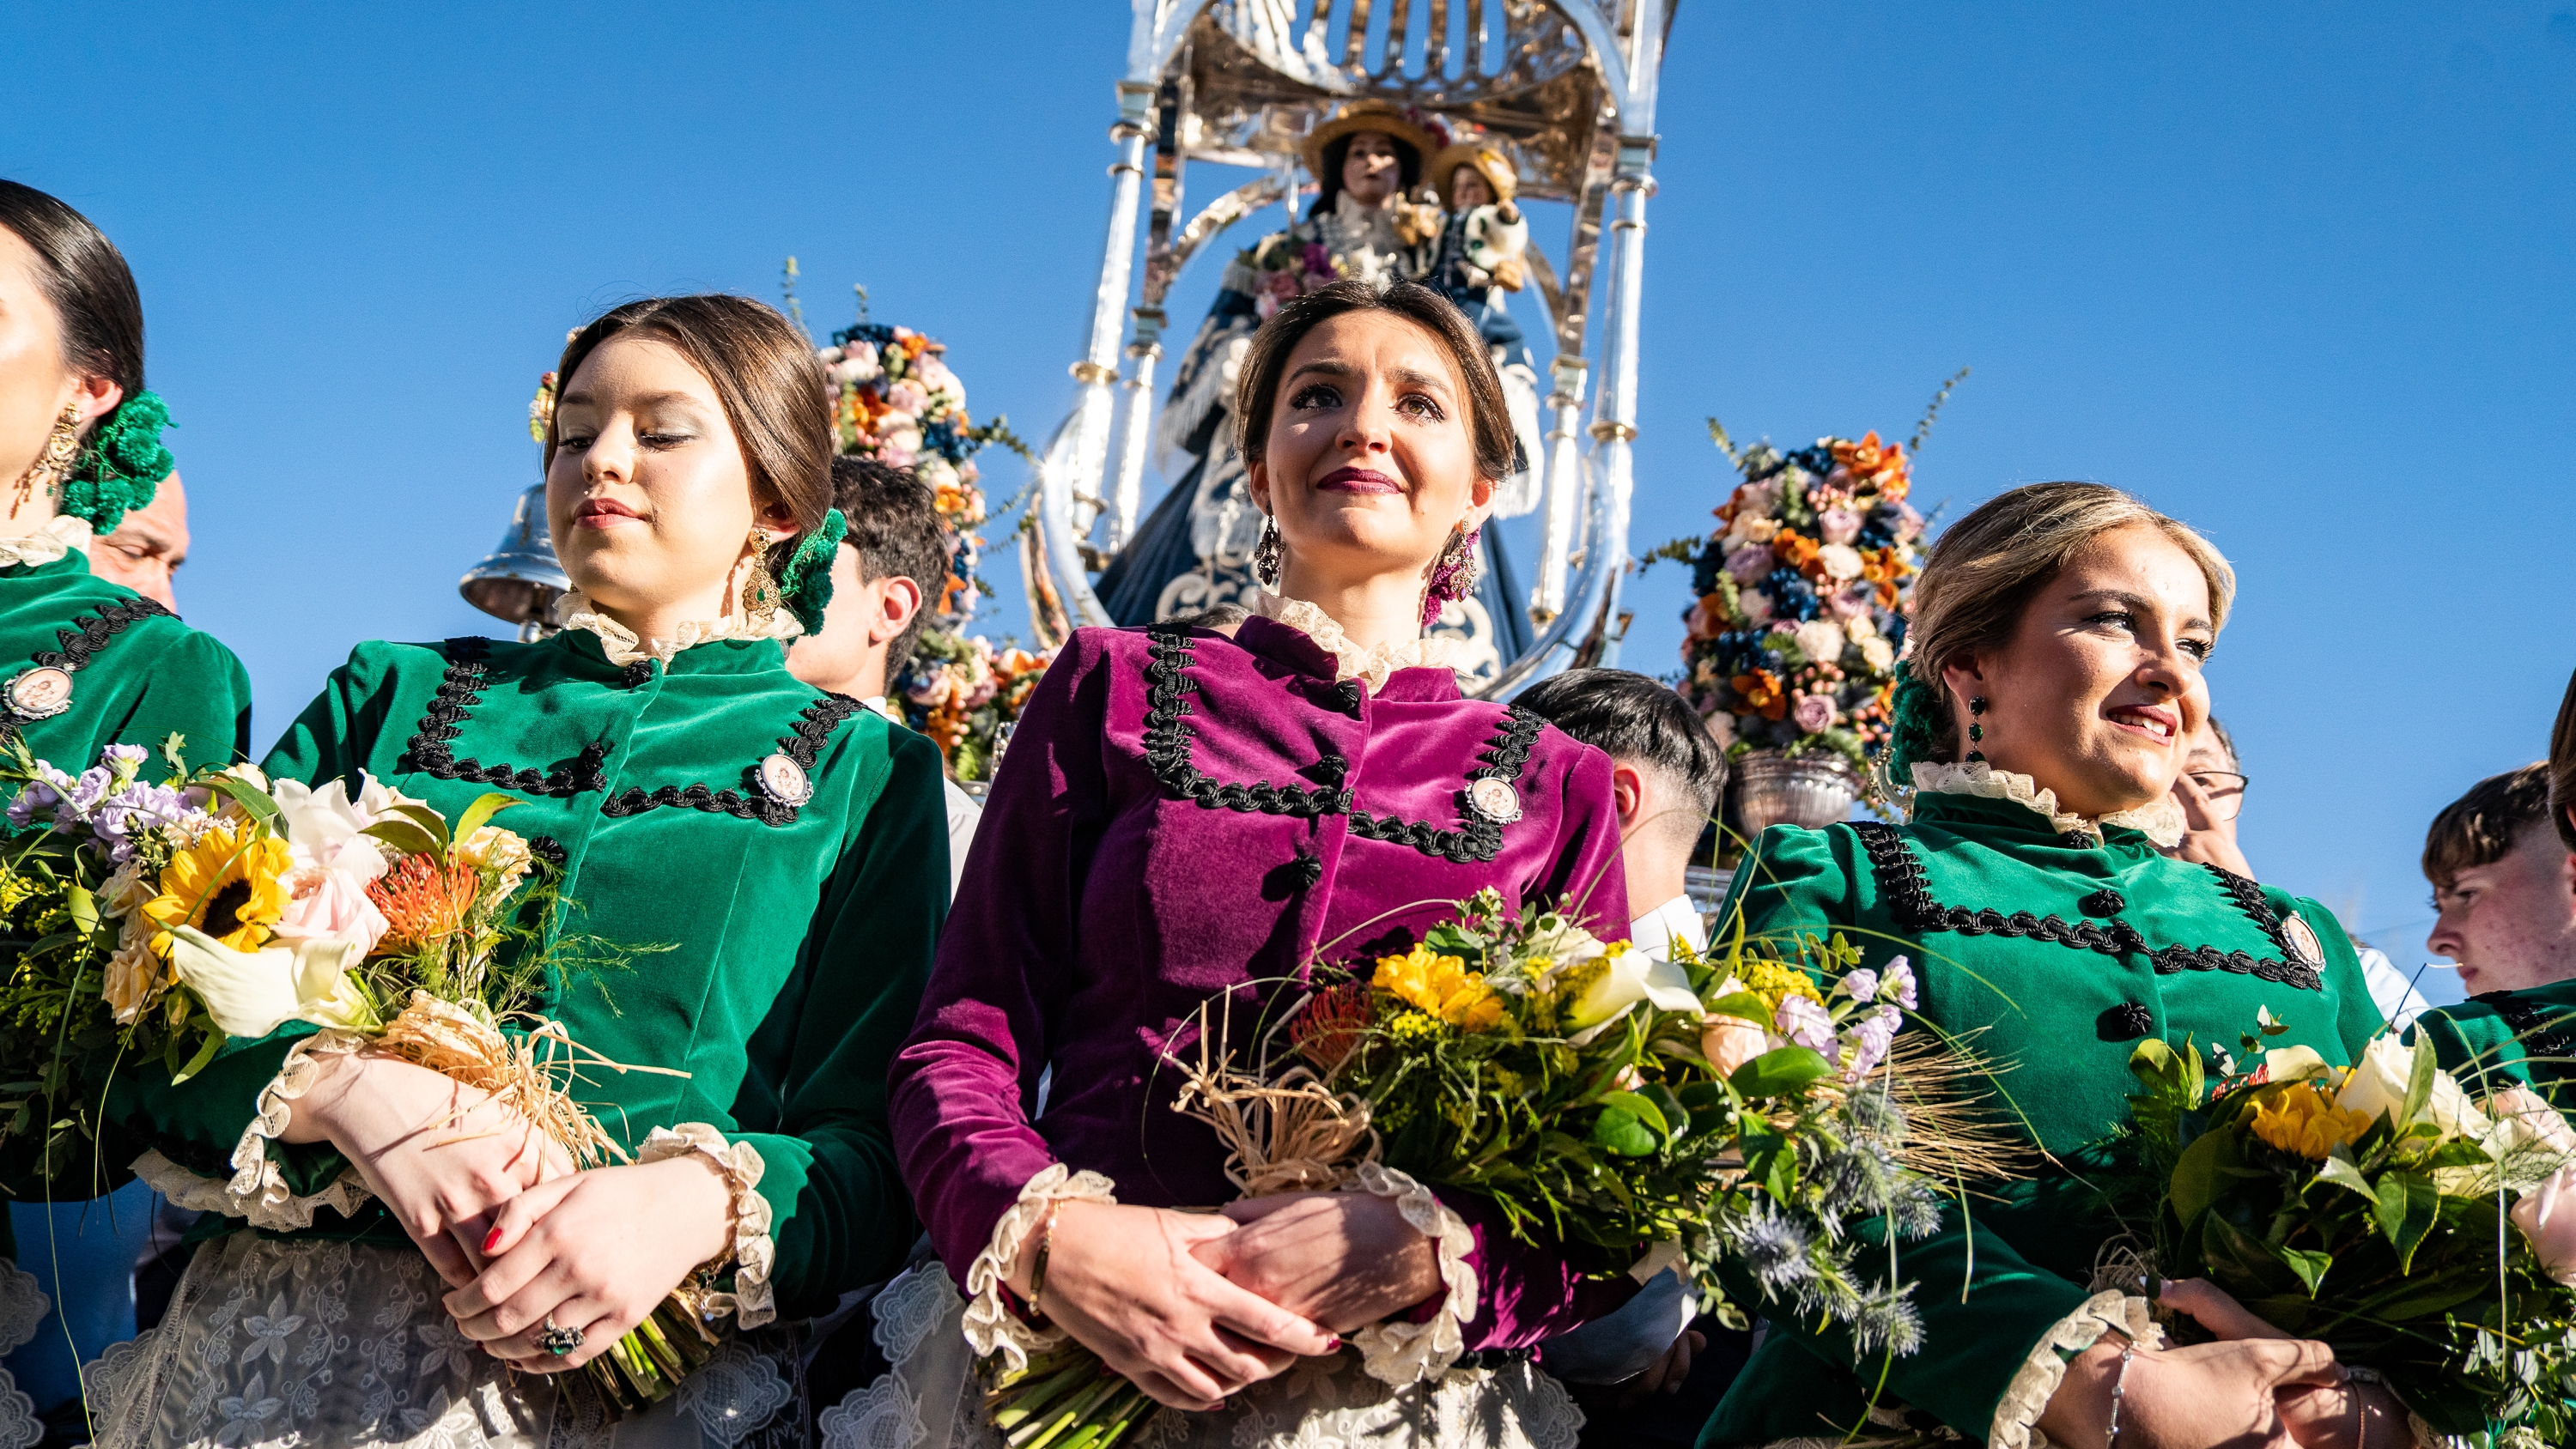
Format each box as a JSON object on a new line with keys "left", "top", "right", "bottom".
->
{"left": 1909, "top": 760, "right": 2187, "bottom": 848}
{"left": 1247, "top": 589, "right": 1461, "bottom": 693}
{"left": 552, "top": 588, "right": 803, "bottom": 667}
{"left": 0, "top": 516, "right": 93, "bottom": 570}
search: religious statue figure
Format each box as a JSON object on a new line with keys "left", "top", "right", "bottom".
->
{"left": 1098, "top": 100, "right": 1534, "bottom": 681}
{"left": 1429, "top": 139, "right": 1544, "bottom": 519}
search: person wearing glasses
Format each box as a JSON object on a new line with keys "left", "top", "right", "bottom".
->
{"left": 2166, "top": 714, "right": 2429, "bottom": 1028}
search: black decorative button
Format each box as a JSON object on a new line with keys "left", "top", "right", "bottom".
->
{"left": 2080, "top": 888, "right": 2127, "bottom": 919}
{"left": 1312, "top": 753, "right": 1350, "bottom": 786}
{"left": 2060, "top": 831, "right": 2097, "bottom": 850}
{"left": 1288, "top": 849, "right": 1326, "bottom": 890}
{"left": 1333, "top": 680, "right": 1365, "bottom": 714}
{"left": 2098, "top": 1002, "right": 2154, "bottom": 1042}
{"left": 619, "top": 661, "right": 655, "bottom": 688}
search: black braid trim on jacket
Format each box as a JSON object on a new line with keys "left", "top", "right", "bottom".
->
{"left": 599, "top": 693, "right": 867, "bottom": 828}
{"left": 1850, "top": 822, "right": 2322, "bottom": 991}
{"left": 397, "top": 639, "right": 611, "bottom": 797}
{"left": 31, "top": 596, "right": 171, "bottom": 671}
{"left": 2472, "top": 991, "right": 2576, "bottom": 1067}
{"left": 1139, "top": 624, "right": 1540, "bottom": 864}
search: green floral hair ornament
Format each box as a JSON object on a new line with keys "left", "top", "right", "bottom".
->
{"left": 1884, "top": 671, "right": 1944, "bottom": 786}
{"left": 59, "top": 390, "right": 175, "bottom": 535}
{"left": 780, "top": 507, "right": 848, "bottom": 636}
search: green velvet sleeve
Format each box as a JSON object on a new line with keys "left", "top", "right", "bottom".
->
{"left": 721, "top": 724, "right": 948, "bottom": 1315}
{"left": 104, "top": 622, "right": 255, "bottom": 772}
{"left": 1711, "top": 824, "right": 2092, "bottom": 1438}
{"left": 100, "top": 646, "right": 392, "bottom": 1196}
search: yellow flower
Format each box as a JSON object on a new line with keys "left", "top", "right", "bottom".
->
{"left": 1388, "top": 1009, "right": 1443, "bottom": 1045}
{"left": 1372, "top": 943, "right": 1505, "bottom": 1032}
{"left": 2251, "top": 1082, "right": 2374, "bottom": 1161}
{"left": 141, "top": 819, "right": 291, "bottom": 954}
{"left": 1735, "top": 956, "right": 1824, "bottom": 1016}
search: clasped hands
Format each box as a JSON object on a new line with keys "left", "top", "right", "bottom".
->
{"left": 2035, "top": 1278, "right": 2409, "bottom": 1449}
{"left": 1004, "top": 1191, "right": 1444, "bottom": 1412}
{"left": 281, "top": 1053, "right": 732, "bottom": 1373}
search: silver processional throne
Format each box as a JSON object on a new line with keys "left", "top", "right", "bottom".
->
{"left": 1027, "top": 0, "right": 1671, "bottom": 699}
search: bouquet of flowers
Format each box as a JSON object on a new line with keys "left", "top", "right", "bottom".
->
{"left": 981, "top": 893, "right": 2012, "bottom": 1448}
{"left": 2118, "top": 1023, "right": 2576, "bottom": 1439}
{"left": 1669, "top": 427, "right": 1924, "bottom": 781}
{"left": 900, "top": 633, "right": 1055, "bottom": 786}
{"left": 0, "top": 739, "right": 705, "bottom": 1418}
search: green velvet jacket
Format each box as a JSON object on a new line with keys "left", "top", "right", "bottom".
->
{"left": 0, "top": 546, "right": 251, "bottom": 1252}
{"left": 2412, "top": 979, "right": 2576, "bottom": 1107}
{"left": 102, "top": 627, "right": 949, "bottom": 1318}
{"left": 1700, "top": 786, "right": 2385, "bottom": 1448}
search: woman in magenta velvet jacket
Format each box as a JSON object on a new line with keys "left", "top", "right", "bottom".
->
{"left": 883, "top": 280, "right": 1631, "bottom": 1449}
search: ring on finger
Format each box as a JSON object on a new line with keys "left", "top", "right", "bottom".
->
{"left": 534, "top": 1316, "right": 585, "bottom": 1357}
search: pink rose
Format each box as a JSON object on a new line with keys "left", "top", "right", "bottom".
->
{"left": 1725, "top": 546, "right": 1773, "bottom": 585}
{"left": 2515, "top": 1165, "right": 2576, "bottom": 1286}
{"left": 885, "top": 380, "right": 931, "bottom": 415}
{"left": 1828, "top": 584, "right": 1875, "bottom": 620}
{"left": 1739, "top": 589, "right": 1774, "bottom": 623}
{"left": 273, "top": 864, "right": 390, "bottom": 957}
{"left": 1819, "top": 507, "right": 1861, "bottom": 544}
{"left": 1792, "top": 693, "right": 1838, "bottom": 733}
{"left": 1890, "top": 501, "right": 1925, "bottom": 543}
{"left": 1700, "top": 999, "right": 1772, "bottom": 1078}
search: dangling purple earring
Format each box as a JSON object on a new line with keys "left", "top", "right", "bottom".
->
{"left": 1422, "top": 524, "right": 1484, "bottom": 629}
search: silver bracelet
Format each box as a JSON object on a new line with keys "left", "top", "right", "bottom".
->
{"left": 2106, "top": 1339, "right": 2137, "bottom": 1448}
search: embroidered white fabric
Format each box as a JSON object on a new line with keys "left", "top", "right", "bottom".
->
{"left": 960, "top": 1163, "right": 1119, "bottom": 1373}
{"left": 0, "top": 1259, "right": 48, "bottom": 1449}
{"left": 131, "top": 1031, "right": 376, "bottom": 1232}
{"left": 1909, "top": 761, "right": 2186, "bottom": 849}
{"left": 0, "top": 515, "right": 93, "bottom": 568}
{"left": 1343, "top": 1161, "right": 1479, "bottom": 1386}
{"left": 81, "top": 1235, "right": 797, "bottom": 1449}
{"left": 553, "top": 587, "right": 803, "bottom": 667}
{"left": 1988, "top": 1290, "right": 2166, "bottom": 1449}
{"left": 1247, "top": 591, "right": 1465, "bottom": 693}
{"left": 637, "top": 1124, "right": 778, "bottom": 1328}
{"left": 855, "top": 1259, "right": 1583, "bottom": 1449}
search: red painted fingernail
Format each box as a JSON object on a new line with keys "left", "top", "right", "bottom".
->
{"left": 1325, "top": 1337, "right": 1342, "bottom": 1352}
{"left": 483, "top": 1226, "right": 503, "bottom": 1253}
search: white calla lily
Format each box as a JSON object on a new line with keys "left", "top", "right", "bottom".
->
{"left": 168, "top": 925, "right": 370, "bottom": 1039}
{"left": 1563, "top": 942, "right": 1704, "bottom": 1035}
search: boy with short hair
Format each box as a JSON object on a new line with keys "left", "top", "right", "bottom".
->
{"left": 2409, "top": 764, "right": 2576, "bottom": 1100}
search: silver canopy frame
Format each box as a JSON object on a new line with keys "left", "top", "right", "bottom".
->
{"left": 1033, "top": 0, "right": 1668, "bottom": 697}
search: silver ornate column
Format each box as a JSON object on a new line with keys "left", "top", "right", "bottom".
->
{"left": 1582, "top": 132, "right": 1656, "bottom": 670}
{"left": 1531, "top": 355, "right": 1589, "bottom": 623}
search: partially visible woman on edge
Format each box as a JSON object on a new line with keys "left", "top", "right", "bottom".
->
{"left": 0, "top": 178, "right": 250, "bottom": 1438}
{"left": 87, "top": 294, "right": 948, "bottom": 1447}
{"left": 884, "top": 278, "right": 1632, "bottom": 1449}
{"left": 1698, "top": 483, "right": 2415, "bottom": 1449}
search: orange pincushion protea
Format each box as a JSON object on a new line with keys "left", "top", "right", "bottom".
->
{"left": 368, "top": 855, "right": 482, "bottom": 947}
{"left": 1292, "top": 982, "right": 1374, "bottom": 1073}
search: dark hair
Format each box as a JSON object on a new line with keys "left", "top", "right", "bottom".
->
{"left": 1514, "top": 669, "right": 1728, "bottom": 846}
{"left": 0, "top": 181, "right": 146, "bottom": 400}
{"left": 1310, "top": 130, "right": 1423, "bottom": 218}
{"left": 829, "top": 455, "right": 949, "bottom": 677}
{"left": 2423, "top": 763, "right": 2558, "bottom": 893}
{"left": 546, "top": 295, "right": 830, "bottom": 584}
{"left": 1232, "top": 278, "right": 1513, "bottom": 488}
{"left": 2554, "top": 669, "right": 2576, "bottom": 855}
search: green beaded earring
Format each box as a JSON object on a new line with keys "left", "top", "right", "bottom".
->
{"left": 1967, "top": 696, "right": 1988, "bottom": 763}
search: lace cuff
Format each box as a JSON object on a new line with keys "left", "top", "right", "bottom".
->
{"left": 961, "top": 1163, "right": 1118, "bottom": 1374}
{"left": 143, "top": 1030, "right": 375, "bottom": 1232}
{"left": 637, "top": 1124, "right": 775, "bottom": 1328}
{"left": 1989, "top": 1290, "right": 2164, "bottom": 1449}
{"left": 1346, "top": 1161, "right": 1479, "bottom": 1386}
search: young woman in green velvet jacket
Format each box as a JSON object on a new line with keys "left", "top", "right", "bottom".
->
{"left": 88, "top": 296, "right": 949, "bottom": 1449}
{"left": 1700, "top": 483, "right": 2413, "bottom": 1449}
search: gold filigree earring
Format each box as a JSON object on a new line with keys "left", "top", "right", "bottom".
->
{"left": 12, "top": 404, "right": 81, "bottom": 519}
{"left": 742, "top": 526, "right": 781, "bottom": 626}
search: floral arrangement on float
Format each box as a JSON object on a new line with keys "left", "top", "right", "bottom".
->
{"left": 2117, "top": 1022, "right": 2576, "bottom": 1441}
{"left": 806, "top": 294, "right": 1052, "bottom": 785}
{"left": 980, "top": 892, "right": 2022, "bottom": 1447}
{"left": 0, "top": 739, "right": 707, "bottom": 1416}
{"left": 1655, "top": 372, "right": 1964, "bottom": 836}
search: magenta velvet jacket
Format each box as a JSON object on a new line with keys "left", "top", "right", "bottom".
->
{"left": 889, "top": 616, "right": 1634, "bottom": 1349}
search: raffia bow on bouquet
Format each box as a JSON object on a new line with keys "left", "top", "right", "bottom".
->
{"left": 978, "top": 889, "right": 2025, "bottom": 1449}
{"left": 0, "top": 737, "right": 707, "bottom": 1418}
{"left": 2111, "top": 1021, "right": 2576, "bottom": 1440}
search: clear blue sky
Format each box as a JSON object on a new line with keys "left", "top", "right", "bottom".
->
{"left": 9, "top": 1, "right": 2573, "bottom": 1003}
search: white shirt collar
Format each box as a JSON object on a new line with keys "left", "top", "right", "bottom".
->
{"left": 1629, "top": 894, "right": 1709, "bottom": 962}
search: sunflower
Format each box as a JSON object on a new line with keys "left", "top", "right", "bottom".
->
{"left": 141, "top": 819, "right": 291, "bottom": 954}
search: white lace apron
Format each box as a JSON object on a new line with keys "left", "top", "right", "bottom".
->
{"left": 82, "top": 1237, "right": 804, "bottom": 1449}
{"left": 811, "top": 1264, "right": 1583, "bottom": 1449}
{"left": 0, "top": 1259, "right": 47, "bottom": 1449}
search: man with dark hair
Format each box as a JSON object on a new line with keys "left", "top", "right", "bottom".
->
{"left": 1514, "top": 667, "right": 1728, "bottom": 961}
{"left": 2410, "top": 764, "right": 2576, "bottom": 1117}
{"left": 788, "top": 456, "right": 981, "bottom": 893}
{"left": 1512, "top": 669, "right": 1735, "bottom": 1441}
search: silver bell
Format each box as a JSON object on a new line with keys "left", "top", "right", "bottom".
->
{"left": 459, "top": 482, "right": 568, "bottom": 640}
